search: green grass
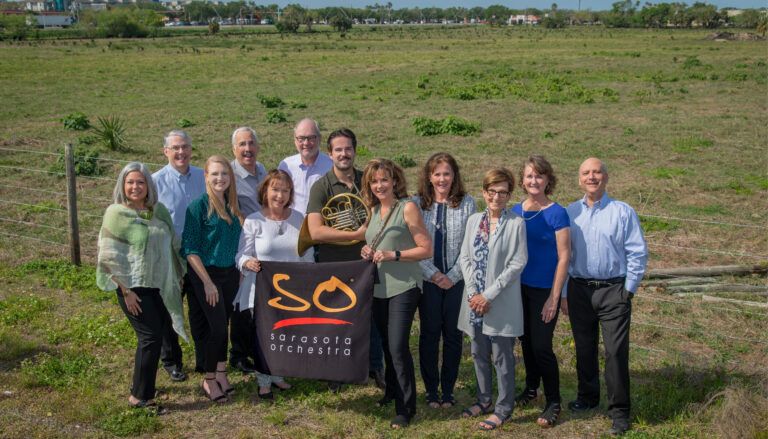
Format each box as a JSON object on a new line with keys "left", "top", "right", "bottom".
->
{"left": 0, "top": 26, "right": 766, "bottom": 438}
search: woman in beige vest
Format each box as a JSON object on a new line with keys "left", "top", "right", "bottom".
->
{"left": 360, "top": 158, "right": 432, "bottom": 429}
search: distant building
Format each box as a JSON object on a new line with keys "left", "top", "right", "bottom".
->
{"left": 508, "top": 14, "right": 540, "bottom": 25}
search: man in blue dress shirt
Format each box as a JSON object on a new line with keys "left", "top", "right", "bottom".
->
{"left": 228, "top": 126, "right": 267, "bottom": 375}
{"left": 152, "top": 130, "right": 207, "bottom": 378}
{"left": 563, "top": 158, "right": 648, "bottom": 436}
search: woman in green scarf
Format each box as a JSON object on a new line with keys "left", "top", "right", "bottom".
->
{"left": 96, "top": 162, "right": 186, "bottom": 414}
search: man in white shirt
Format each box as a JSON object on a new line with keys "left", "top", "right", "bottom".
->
{"left": 277, "top": 118, "right": 333, "bottom": 214}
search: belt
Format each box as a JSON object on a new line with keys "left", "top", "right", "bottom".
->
{"left": 572, "top": 277, "right": 625, "bottom": 288}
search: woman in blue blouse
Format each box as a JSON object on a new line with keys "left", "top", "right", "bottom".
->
{"left": 182, "top": 155, "right": 244, "bottom": 403}
{"left": 414, "top": 152, "right": 475, "bottom": 409}
{"left": 511, "top": 155, "right": 571, "bottom": 428}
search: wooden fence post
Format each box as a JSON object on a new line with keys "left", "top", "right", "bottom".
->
{"left": 64, "top": 143, "right": 81, "bottom": 266}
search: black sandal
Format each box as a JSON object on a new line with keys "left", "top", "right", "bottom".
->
{"left": 426, "top": 394, "right": 441, "bottom": 409}
{"left": 462, "top": 402, "right": 493, "bottom": 418}
{"left": 216, "top": 369, "right": 235, "bottom": 394}
{"left": 515, "top": 388, "right": 538, "bottom": 406}
{"left": 390, "top": 414, "right": 410, "bottom": 429}
{"left": 537, "top": 402, "right": 561, "bottom": 428}
{"left": 202, "top": 378, "right": 228, "bottom": 403}
{"left": 129, "top": 399, "right": 169, "bottom": 416}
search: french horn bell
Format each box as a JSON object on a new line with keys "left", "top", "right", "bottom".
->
{"left": 297, "top": 193, "right": 370, "bottom": 256}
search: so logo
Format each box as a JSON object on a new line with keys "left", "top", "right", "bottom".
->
{"left": 267, "top": 274, "right": 358, "bottom": 330}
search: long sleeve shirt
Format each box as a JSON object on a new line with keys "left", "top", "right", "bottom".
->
{"left": 414, "top": 195, "right": 476, "bottom": 284}
{"left": 566, "top": 192, "right": 648, "bottom": 295}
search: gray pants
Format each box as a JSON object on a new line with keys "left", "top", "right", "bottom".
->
{"left": 470, "top": 333, "right": 516, "bottom": 419}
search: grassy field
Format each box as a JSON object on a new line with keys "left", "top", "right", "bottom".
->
{"left": 0, "top": 26, "right": 766, "bottom": 438}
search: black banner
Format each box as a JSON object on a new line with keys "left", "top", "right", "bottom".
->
{"left": 254, "top": 259, "right": 375, "bottom": 383}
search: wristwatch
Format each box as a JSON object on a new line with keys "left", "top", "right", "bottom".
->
{"left": 395, "top": 250, "right": 401, "bottom": 261}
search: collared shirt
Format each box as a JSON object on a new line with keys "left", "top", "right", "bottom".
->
{"left": 277, "top": 153, "right": 333, "bottom": 214}
{"left": 306, "top": 168, "right": 365, "bottom": 262}
{"left": 566, "top": 192, "right": 648, "bottom": 294}
{"left": 231, "top": 159, "right": 267, "bottom": 217}
{"left": 152, "top": 164, "right": 205, "bottom": 239}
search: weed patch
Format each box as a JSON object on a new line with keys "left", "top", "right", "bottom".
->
{"left": 15, "top": 259, "right": 104, "bottom": 301}
{"left": 61, "top": 112, "right": 90, "bottom": 131}
{"left": 0, "top": 328, "right": 38, "bottom": 361}
{"left": 177, "top": 118, "right": 195, "bottom": 128}
{"left": 412, "top": 116, "right": 479, "bottom": 136}
{"left": 258, "top": 94, "right": 285, "bottom": 108}
{"left": 266, "top": 110, "right": 288, "bottom": 124}
{"left": 47, "top": 313, "right": 133, "bottom": 348}
{"left": 672, "top": 136, "right": 713, "bottom": 153}
{"left": 392, "top": 153, "right": 417, "bottom": 168}
{"left": 50, "top": 145, "right": 104, "bottom": 177}
{"left": 98, "top": 408, "right": 161, "bottom": 437}
{"left": 640, "top": 216, "right": 680, "bottom": 233}
{"left": 0, "top": 294, "right": 53, "bottom": 326}
{"left": 20, "top": 351, "right": 100, "bottom": 389}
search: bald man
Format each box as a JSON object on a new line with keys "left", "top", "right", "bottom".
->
{"left": 562, "top": 158, "right": 647, "bottom": 436}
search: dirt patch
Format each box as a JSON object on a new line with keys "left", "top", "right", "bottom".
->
{"left": 706, "top": 32, "right": 766, "bottom": 41}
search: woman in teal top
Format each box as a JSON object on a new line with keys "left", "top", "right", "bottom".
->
{"left": 97, "top": 162, "right": 186, "bottom": 414}
{"left": 360, "top": 158, "right": 432, "bottom": 429}
{"left": 182, "top": 155, "right": 244, "bottom": 403}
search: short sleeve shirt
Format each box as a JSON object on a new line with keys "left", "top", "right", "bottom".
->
{"left": 306, "top": 169, "right": 366, "bottom": 262}
{"left": 511, "top": 202, "right": 569, "bottom": 289}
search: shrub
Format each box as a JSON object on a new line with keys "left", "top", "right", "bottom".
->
{"left": 76, "top": 8, "right": 163, "bottom": 39}
{"left": 412, "top": 116, "right": 480, "bottom": 137}
{"left": 266, "top": 110, "right": 287, "bottom": 124}
{"left": 208, "top": 20, "right": 220, "bottom": 35}
{"left": 51, "top": 145, "right": 104, "bottom": 177}
{"left": 258, "top": 94, "right": 284, "bottom": 108}
{"left": 329, "top": 14, "right": 353, "bottom": 33}
{"left": 92, "top": 115, "right": 128, "bottom": 151}
{"left": 177, "top": 118, "right": 195, "bottom": 128}
{"left": 392, "top": 153, "right": 417, "bottom": 168}
{"left": 0, "top": 14, "right": 31, "bottom": 41}
{"left": 62, "top": 112, "right": 91, "bottom": 131}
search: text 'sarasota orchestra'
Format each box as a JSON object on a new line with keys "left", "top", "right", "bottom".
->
{"left": 96, "top": 118, "right": 648, "bottom": 435}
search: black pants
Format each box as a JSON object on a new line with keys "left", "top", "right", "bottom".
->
{"left": 520, "top": 284, "right": 561, "bottom": 404}
{"left": 229, "top": 305, "right": 256, "bottom": 366}
{"left": 188, "top": 265, "right": 239, "bottom": 373}
{"left": 117, "top": 287, "right": 169, "bottom": 401}
{"left": 373, "top": 287, "right": 420, "bottom": 419}
{"left": 160, "top": 274, "right": 207, "bottom": 371}
{"left": 568, "top": 278, "right": 632, "bottom": 420}
{"left": 418, "top": 280, "right": 463, "bottom": 400}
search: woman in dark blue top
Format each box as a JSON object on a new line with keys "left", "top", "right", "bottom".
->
{"left": 511, "top": 155, "right": 570, "bottom": 428}
{"left": 182, "top": 155, "right": 244, "bottom": 403}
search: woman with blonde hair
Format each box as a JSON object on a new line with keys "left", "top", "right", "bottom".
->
{"left": 182, "top": 155, "right": 244, "bottom": 403}
{"left": 360, "top": 158, "right": 432, "bottom": 428}
{"left": 458, "top": 167, "right": 527, "bottom": 431}
{"left": 97, "top": 161, "right": 186, "bottom": 414}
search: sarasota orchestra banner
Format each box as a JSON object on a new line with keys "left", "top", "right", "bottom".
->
{"left": 254, "top": 259, "right": 375, "bottom": 383}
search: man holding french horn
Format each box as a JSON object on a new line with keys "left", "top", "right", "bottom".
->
{"left": 303, "top": 128, "right": 385, "bottom": 391}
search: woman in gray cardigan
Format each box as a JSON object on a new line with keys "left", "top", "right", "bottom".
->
{"left": 458, "top": 167, "right": 527, "bottom": 431}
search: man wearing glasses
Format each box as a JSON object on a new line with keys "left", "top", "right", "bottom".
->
{"left": 228, "top": 126, "right": 268, "bottom": 375}
{"left": 152, "top": 130, "right": 207, "bottom": 379}
{"left": 278, "top": 118, "right": 333, "bottom": 214}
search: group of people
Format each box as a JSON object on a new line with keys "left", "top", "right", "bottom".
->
{"left": 96, "top": 117, "right": 647, "bottom": 435}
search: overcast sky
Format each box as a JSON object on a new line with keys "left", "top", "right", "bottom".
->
{"left": 282, "top": 0, "right": 766, "bottom": 11}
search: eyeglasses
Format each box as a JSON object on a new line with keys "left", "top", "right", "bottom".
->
{"left": 167, "top": 144, "right": 191, "bottom": 152}
{"left": 485, "top": 189, "right": 510, "bottom": 198}
{"left": 295, "top": 135, "right": 318, "bottom": 143}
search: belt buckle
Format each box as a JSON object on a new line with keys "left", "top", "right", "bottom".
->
{"left": 587, "top": 280, "right": 603, "bottom": 288}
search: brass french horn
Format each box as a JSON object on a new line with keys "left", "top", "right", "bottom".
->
{"left": 297, "top": 193, "right": 370, "bottom": 256}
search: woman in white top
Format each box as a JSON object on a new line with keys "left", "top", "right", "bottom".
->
{"left": 235, "top": 169, "right": 314, "bottom": 399}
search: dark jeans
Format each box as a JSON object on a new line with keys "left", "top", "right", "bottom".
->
{"left": 520, "top": 284, "right": 561, "bottom": 404}
{"left": 117, "top": 287, "right": 168, "bottom": 401}
{"left": 188, "top": 265, "right": 239, "bottom": 373}
{"left": 161, "top": 274, "right": 207, "bottom": 371}
{"left": 568, "top": 278, "right": 632, "bottom": 420}
{"left": 418, "top": 280, "right": 463, "bottom": 400}
{"left": 373, "top": 287, "right": 420, "bottom": 419}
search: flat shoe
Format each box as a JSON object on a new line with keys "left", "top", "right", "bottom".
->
{"left": 478, "top": 414, "right": 509, "bottom": 431}
{"left": 462, "top": 402, "right": 493, "bottom": 418}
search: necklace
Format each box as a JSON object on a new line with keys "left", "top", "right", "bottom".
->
{"left": 264, "top": 209, "right": 289, "bottom": 235}
{"left": 522, "top": 199, "right": 548, "bottom": 221}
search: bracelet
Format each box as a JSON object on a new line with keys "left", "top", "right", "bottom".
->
{"left": 395, "top": 250, "right": 401, "bottom": 261}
